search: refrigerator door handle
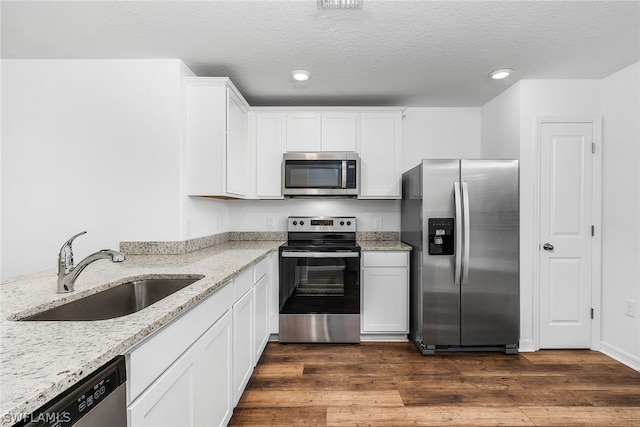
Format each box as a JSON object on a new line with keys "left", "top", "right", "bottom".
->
{"left": 454, "top": 182, "right": 463, "bottom": 285}
{"left": 462, "top": 181, "right": 470, "bottom": 285}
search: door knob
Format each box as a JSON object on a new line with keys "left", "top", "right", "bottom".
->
{"left": 543, "top": 243, "right": 554, "bottom": 251}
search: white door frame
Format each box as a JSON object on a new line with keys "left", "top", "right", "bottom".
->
{"left": 533, "top": 116, "right": 603, "bottom": 351}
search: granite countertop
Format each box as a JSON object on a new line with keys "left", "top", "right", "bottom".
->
{"left": 358, "top": 240, "right": 412, "bottom": 251}
{"left": 0, "top": 237, "right": 409, "bottom": 425}
{"left": 0, "top": 240, "right": 283, "bottom": 427}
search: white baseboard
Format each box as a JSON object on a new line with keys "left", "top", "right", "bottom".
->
{"left": 600, "top": 341, "right": 640, "bottom": 372}
{"left": 360, "top": 333, "right": 409, "bottom": 342}
{"left": 518, "top": 338, "right": 535, "bottom": 352}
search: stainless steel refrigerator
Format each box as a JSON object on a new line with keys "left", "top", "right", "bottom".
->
{"left": 401, "top": 159, "right": 519, "bottom": 355}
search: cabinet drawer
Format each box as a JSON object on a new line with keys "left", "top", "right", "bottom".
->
{"left": 234, "top": 267, "right": 253, "bottom": 301}
{"left": 363, "top": 251, "right": 408, "bottom": 267}
{"left": 253, "top": 257, "right": 269, "bottom": 283}
{"left": 127, "top": 282, "right": 233, "bottom": 403}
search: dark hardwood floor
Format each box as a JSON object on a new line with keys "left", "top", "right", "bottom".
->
{"left": 230, "top": 342, "right": 640, "bottom": 426}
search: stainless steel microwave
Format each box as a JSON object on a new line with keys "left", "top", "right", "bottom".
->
{"left": 282, "top": 152, "right": 359, "bottom": 197}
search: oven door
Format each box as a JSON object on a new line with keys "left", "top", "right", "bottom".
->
{"left": 279, "top": 250, "right": 360, "bottom": 343}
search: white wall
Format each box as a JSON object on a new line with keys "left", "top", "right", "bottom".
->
{"left": 401, "top": 107, "right": 481, "bottom": 172}
{"left": 228, "top": 199, "right": 400, "bottom": 232}
{"left": 600, "top": 62, "right": 640, "bottom": 366}
{"left": 480, "top": 83, "right": 521, "bottom": 158}
{"left": 517, "top": 79, "right": 603, "bottom": 352}
{"left": 1, "top": 59, "right": 196, "bottom": 278}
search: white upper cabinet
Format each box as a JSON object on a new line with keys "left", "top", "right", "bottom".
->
{"left": 286, "top": 112, "right": 322, "bottom": 152}
{"left": 185, "top": 77, "right": 249, "bottom": 198}
{"left": 359, "top": 111, "right": 403, "bottom": 199}
{"left": 255, "top": 112, "right": 286, "bottom": 198}
{"left": 321, "top": 112, "right": 358, "bottom": 152}
{"left": 226, "top": 89, "right": 249, "bottom": 196}
{"left": 251, "top": 107, "right": 404, "bottom": 199}
{"left": 285, "top": 111, "right": 357, "bottom": 152}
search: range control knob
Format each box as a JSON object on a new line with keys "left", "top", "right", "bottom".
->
{"left": 340, "top": 221, "right": 345, "bottom": 226}
{"left": 292, "top": 221, "right": 298, "bottom": 226}
{"left": 346, "top": 221, "right": 352, "bottom": 226}
{"left": 300, "top": 220, "right": 305, "bottom": 226}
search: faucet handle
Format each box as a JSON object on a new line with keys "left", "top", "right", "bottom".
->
{"left": 59, "top": 231, "right": 87, "bottom": 267}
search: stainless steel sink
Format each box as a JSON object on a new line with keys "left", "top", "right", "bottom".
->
{"left": 21, "top": 276, "right": 204, "bottom": 321}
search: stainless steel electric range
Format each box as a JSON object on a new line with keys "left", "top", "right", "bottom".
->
{"left": 278, "top": 216, "right": 360, "bottom": 343}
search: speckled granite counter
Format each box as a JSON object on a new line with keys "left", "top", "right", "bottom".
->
{"left": 358, "top": 240, "right": 412, "bottom": 251}
{"left": 0, "top": 240, "right": 283, "bottom": 427}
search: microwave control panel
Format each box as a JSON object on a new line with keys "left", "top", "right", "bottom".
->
{"left": 346, "top": 160, "right": 357, "bottom": 189}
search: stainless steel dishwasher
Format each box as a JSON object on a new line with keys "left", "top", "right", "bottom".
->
{"left": 14, "top": 356, "right": 126, "bottom": 427}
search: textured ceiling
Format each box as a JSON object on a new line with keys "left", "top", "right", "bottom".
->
{"left": 2, "top": 0, "right": 639, "bottom": 107}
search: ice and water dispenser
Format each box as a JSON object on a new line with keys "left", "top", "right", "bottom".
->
{"left": 427, "top": 218, "right": 454, "bottom": 255}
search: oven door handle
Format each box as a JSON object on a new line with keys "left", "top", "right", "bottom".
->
{"left": 281, "top": 251, "right": 360, "bottom": 258}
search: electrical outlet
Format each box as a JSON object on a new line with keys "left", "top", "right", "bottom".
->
{"left": 624, "top": 299, "right": 636, "bottom": 318}
{"left": 374, "top": 217, "right": 383, "bottom": 230}
{"left": 185, "top": 220, "right": 192, "bottom": 237}
{"left": 266, "top": 217, "right": 274, "bottom": 229}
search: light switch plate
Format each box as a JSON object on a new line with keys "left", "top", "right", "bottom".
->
{"left": 374, "top": 217, "right": 383, "bottom": 229}
{"left": 624, "top": 299, "right": 636, "bottom": 318}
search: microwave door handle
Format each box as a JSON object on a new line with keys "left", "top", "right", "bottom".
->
{"left": 342, "top": 160, "right": 347, "bottom": 189}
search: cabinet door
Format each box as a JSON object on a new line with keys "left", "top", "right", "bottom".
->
{"left": 362, "top": 267, "right": 408, "bottom": 333}
{"left": 256, "top": 112, "right": 285, "bottom": 198}
{"left": 253, "top": 275, "right": 270, "bottom": 365}
{"left": 186, "top": 81, "right": 226, "bottom": 196}
{"left": 129, "top": 348, "right": 196, "bottom": 427}
{"left": 226, "top": 88, "right": 248, "bottom": 196}
{"left": 233, "top": 288, "right": 254, "bottom": 404}
{"left": 195, "top": 310, "right": 233, "bottom": 427}
{"left": 359, "top": 112, "right": 402, "bottom": 199}
{"left": 321, "top": 112, "right": 357, "bottom": 151}
{"left": 268, "top": 252, "right": 280, "bottom": 335}
{"left": 286, "top": 112, "right": 321, "bottom": 152}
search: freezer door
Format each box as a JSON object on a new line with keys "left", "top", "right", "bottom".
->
{"left": 421, "top": 159, "right": 461, "bottom": 346}
{"left": 460, "top": 160, "right": 519, "bottom": 346}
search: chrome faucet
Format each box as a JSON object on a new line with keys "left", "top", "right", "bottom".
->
{"left": 57, "top": 231, "right": 126, "bottom": 293}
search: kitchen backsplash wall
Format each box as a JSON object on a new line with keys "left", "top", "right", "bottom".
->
{"left": 120, "top": 230, "right": 397, "bottom": 255}
{"left": 225, "top": 199, "right": 401, "bottom": 232}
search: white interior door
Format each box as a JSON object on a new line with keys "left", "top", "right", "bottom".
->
{"left": 539, "top": 122, "right": 593, "bottom": 348}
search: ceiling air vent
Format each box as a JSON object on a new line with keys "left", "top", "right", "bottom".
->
{"left": 317, "top": 0, "right": 363, "bottom": 9}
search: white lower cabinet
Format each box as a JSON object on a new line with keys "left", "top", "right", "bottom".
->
{"left": 127, "top": 254, "right": 277, "bottom": 427}
{"left": 128, "top": 310, "right": 233, "bottom": 427}
{"left": 128, "top": 347, "right": 196, "bottom": 427}
{"left": 232, "top": 287, "right": 254, "bottom": 405}
{"left": 267, "top": 251, "right": 279, "bottom": 335}
{"left": 253, "top": 274, "right": 269, "bottom": 364}
{"left": 361, "top": 251, "right": 409, "bottom": 340}
{"left": 195, "top": 310, "right": 233, "bottom": 426}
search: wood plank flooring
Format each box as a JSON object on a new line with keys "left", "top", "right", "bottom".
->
{"left": 230, "top": 342, "right": 640, "bottom": 426}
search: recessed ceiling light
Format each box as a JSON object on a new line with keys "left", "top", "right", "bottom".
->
{"left": 489, "top": 68, "right": 513, "bottom": 80}
{"left": 291, "top": 70, "right": 311, "bottom": 81}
